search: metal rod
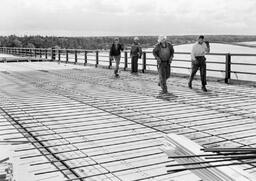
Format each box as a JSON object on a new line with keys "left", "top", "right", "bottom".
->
{"left": 21, "top": 143, "right": 161, "bottom": 160}
{"left": 166, "top": 157, "right": 254, "bottom": 168}
{"left": 15, "top": 130, "right": 156, "bottom": 152}
{"left": 202, "top": 147, "right": 256, "bottom": 152}
{"left": 36, "top": 160, "right": 170, "bottom": 177}
{"left": 167, "top": 160, "right": 256, "bottom": 173}
{"left": 168, "top": 152, "right": 256, "bottom": 159}
{"left": 0, "top": 157, "right": 9, "bottom": 164}
{"left": 0, "top": 107, "right": 82, "bottom": 180}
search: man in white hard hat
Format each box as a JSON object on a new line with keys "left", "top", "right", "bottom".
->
{"left": 153, "top": 36, "right": 174, "bottom": 94}
{"left": 130, "top": 37, "right": 142, "bottom": 74}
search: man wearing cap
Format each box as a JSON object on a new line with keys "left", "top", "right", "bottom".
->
{"left": 153, "top": 36, "right": 174, "bottom": 94}
{"left": 110, "top": 38, "right": 124, "bottom": 77}
{"left": 130, "top": 37, "right": 142, "bottom": 74}
{"left": 188, "top": 35, "right": 210, "bottom": 92}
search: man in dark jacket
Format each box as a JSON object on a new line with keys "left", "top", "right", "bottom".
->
{"left": 130, "top": 37, "right": 142, "bottom": 74}
{"left": 153, "top": 36, "right": 174, "bottom": 94}
{"left": 110, "top": 38, "right": 124, "bottom": 77}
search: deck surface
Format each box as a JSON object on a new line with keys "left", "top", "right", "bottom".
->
{"left": 0, "top": 62, "right": 256, "bottom": 181}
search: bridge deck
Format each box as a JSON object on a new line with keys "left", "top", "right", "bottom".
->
{"left": 0, "top": 62, "right": 256, "bottom": 181}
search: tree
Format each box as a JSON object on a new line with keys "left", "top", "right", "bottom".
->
{"left": 12, "top": 39, "right": 22, "bottom": 47}
{"left": 26, "top": 43, "right": 35, "bottom": 48}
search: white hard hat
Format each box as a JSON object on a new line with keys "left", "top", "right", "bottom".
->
{"left": 134, "top": 37, "right": 139, "bottom": 41}
{"left": 158, "top": 35, "right": 167, "bottom": 43}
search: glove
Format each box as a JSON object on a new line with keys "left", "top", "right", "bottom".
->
{"left": 168, "top": 56, "right": 173, "bottom": 64}
{"left": 157, "top": 58, "right": 161, "bottom": 64}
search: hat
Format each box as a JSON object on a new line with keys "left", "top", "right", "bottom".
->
{"left": 134, "top": 37, "right": 139, "bottom": 41}
{"left": 158, "top": 35, "right": 167, "bottom": 43}
{"left": 198, "top": 35, "right": 204, "bottom": 39}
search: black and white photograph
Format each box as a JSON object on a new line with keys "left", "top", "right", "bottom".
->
{"left": 0, "top": 0, "right": 256, "bottom": 180}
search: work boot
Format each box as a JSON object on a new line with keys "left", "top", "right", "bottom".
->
{"left": 188, "top": 82, "right": 192, "bottom": 89}
{"left": 161, "top": 87, "right": 168, "bottom": 94}
{"left": 114, "top": 70, "right": 119, "bottom": 77}
{"left": 202, "top": 86, "right": 208, "bottom": 92}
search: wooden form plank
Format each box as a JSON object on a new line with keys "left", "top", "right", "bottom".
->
{"left": 162, "top": 134, "right": 255, "bottom": 181}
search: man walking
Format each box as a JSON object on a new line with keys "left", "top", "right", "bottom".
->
{"left": 110, "top": 37, "right": 124, "bottom": 77}
{"left": 188, "top": 35, "right": 210, "bottom": 92}
{"left": 130, "top": 37, "right": 142, "bottom": 74}
{"left": 153, "top": 36, "right": 174, "bottom": 94}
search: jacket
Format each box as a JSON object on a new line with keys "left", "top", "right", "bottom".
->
{"left": 130, "top": 43, "right": 142, "bottom": 58}
{"left": 110, "top": 43, "right": 124, "bottom": 56}
{"left": 153, "top": 42, "right": 174, "bottom": 62}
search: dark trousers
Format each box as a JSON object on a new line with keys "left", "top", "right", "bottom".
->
{"left": 131, "top": 56, "right": 138, "bottom": 73}
{"left": 52, "top": 50, "right": 56, "bottom": 60}
{"left": 189, "top": 56, "right": 207, "bottom": 86}
{"left": 158, "top": 62, "right": 170, "bottom": 91}
{"left": 113, "top": 55, "right": 121, "bottom": 74}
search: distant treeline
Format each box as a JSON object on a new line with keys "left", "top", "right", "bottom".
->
{"left": 1, "top": 35, "right": 256, "bottom": 50}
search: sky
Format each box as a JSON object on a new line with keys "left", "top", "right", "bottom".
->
{"left": 0, "top": 0, "right": 256, "bottom": 36}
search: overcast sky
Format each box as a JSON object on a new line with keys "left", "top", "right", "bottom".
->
{"left": 0, "top": 0, "right": 255, "bottom": 36}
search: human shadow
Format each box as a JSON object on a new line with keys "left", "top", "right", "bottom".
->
{"left": 156, "top": 92, "right": 178, "bottom": 101}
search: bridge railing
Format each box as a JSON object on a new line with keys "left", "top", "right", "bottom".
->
{"left": 0, "top": 47, "right": 255, "bottom": 83}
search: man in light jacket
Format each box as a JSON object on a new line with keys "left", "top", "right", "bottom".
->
{"left": 188, "top": 35, "right": 210, "bottom": 92}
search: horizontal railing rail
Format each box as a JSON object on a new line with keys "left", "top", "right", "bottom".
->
{"left": 0, "top": 47, "right": 255, "bottom": 83}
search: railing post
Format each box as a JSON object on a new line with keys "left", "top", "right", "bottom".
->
{"left": 95, "top": 50, "right": 99, "bottom": 67}
{"left": 51, "top": 48, "right": 56, "bottom": 61}
{"left": 51, "top": 48, "right": 53, "bottom": 60}
{"left": 124, "top": 52, "right": 128, "bottom": 70}
{"left": 225, "top": 53, "right": 231, "bottom": 84}
{"left": 65, "top": 50, "right": 69, "bottom": 63}
{"left": 45, "top": 49, "right": 48, "bottom": 59}
{"left": 34, "top": 48, "right": 37, "bottom": 58}
{"left": 66, "top": 50, "right": 69, "bottom": 63}
{"left": 84, "top": 51, "right": 87, "bottom": 66}
{"left": 29, "top": 48, "right": 32, "bottom": 57}
{"left": 142, "top": 52, "right": 146, "bottom": 73}
{"left": 39, "top": 49, "right": 42, "bottom": 58}
{"left": 74, "top": 50, "right": 77, "bottom": 64}
{"left": 58, "top": 49, "right": 61, "bottom": 63}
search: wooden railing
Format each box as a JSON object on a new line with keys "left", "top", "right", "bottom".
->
{"left": 0, "top": 47, "right": 255, "bottom": 83}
